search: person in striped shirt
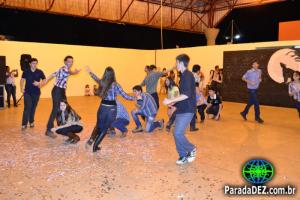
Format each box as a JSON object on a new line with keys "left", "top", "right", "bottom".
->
{"left": 288, "top": 71, "right": 300, "bottom": 118}
{"left": 44, "top": 56, "right": 81, "bottom": 138}
{"left": 131, "top": 85, "right": 164, "bottom": 133}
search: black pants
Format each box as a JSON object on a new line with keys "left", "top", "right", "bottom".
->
{"left": 47, "top": 86, "right": 67, "bottom": 131}
{"left": 206, "top": 105, "right": 220, "bottom": 116}
{"left": 5, "top": 84, "right": 17, "bottom": 106}
{"left": 151, "top": 92, "right": 159, "bottom": 109}
{"left": 167, "top": 112, "right": 176, "bottom": 128}
{"left": 22, "top": 93, "right": 40, "bottom": 126}
{"left": 56, "top": 125, "right": 83, "bottom": 136}
{"left": 197, "top": 104, "right": 207, "bottom": 121}
{"left": 93, "top": 104, "right": 117, "bottom": 151}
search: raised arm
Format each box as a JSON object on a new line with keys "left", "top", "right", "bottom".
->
{"left": 85, "top": 66, "right": 101, "bottom": 84}
{"left": 116, "top": 83, "right": 135, "bottom": 101}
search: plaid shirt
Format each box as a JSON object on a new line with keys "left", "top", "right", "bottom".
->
{"left": 289, "top": 81, "right": 300, "bottom": 101}
{"left": 137, "top": 93, "right": 157, "bottom": 117}
{"left": 89, "top": 71, "right": 135, "bottom": 101}
{"left": 54, "top": 66, "right": 70, "bottom": 89}
{"left": 116, "top": 100, "right": 130, "bottom": 121}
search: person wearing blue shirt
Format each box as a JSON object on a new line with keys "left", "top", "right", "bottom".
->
{"left": 240, "top": 60, "right": 264, "bottom": 123}
{"left": 131, "top": 85, "right": 164, "bottom": 133}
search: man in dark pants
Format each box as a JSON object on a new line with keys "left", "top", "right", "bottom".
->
{"left": 20, "top": 58, "right": 46, "bottom": 130}
{"left": 240, "top": 60, "right": 264, "bottom": 123}
{"left": 44, "top": 56, "right": 81, "bottom": 138}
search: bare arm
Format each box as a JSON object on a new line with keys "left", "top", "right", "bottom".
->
{"left": 163, "top": 94, "right": 188, "bottom": 105}
{"left": 20, "top": 78, "right": 25, "bottom": 94}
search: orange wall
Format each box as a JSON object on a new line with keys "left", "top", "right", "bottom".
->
{"left": 279, "top": 21, "right": 300, "bottom": 41}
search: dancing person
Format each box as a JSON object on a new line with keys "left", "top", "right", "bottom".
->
{"left": 210, "top": 65, "right": 223, "bottom": 96}
{"left": 110, "top": 100, "right": 130, "bottom": 137}
{"left": 165, "top": 77, "right": 180, "bottom": 132}
{"left": 140, "top": 65, "right": 173, "bottom": 109}
{"left": 5, "top": 66, "right": 18, "bottom": 108}
{"left": 51, "top": 100, "right": 83, "bottom": 144}
{"left": 84, "top": 84, "right": 91, "bottom": 96}
{"left": 131, "top": 85, "right": 164, "bottom": 133}
{"left": 20, "top": 58, "right": 46, "bottom": 130}
{"left": 163, "top": 54, "right": 197, "bottom": 165}
{"left": 86, "top": 66, "right": 135, "bottom": 152}
{"left": 206, "top": 87, "right": 222, "bottom": 120}
{"left": 240, "top": 60, "right": 264, "bottom": 123}
{"left": 288, "top": 71, "right": 300, "bottom": 118}
{"left": 45, "top": 56, "right": 81, "bottom": 138}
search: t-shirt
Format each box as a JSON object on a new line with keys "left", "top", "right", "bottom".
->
{"left": 207, "top": 94, "right": 222, "bottom": 106}
{"left": 176, "top": 70, "right": 196, "bottom": 114}
{"left": 167, "top": 86, "right": 180, "bottom": 99}
{"left": 21, "top": 68, "right": 46, "bottom": 95}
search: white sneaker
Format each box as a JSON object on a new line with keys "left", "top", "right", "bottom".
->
{"left": 187, "top": 148, "right": 197, "bottom": 163}
{"left": 176, "top": 157, "right": 188, "bottom": 165}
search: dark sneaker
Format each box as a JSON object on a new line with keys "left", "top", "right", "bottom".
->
{"left": 45, "top": 130, "right": 57, "bottom": 138}
{"left": 132, "top": 126, "right": 143, "bottom": 133}
{"left": 190, "top": 127, "right": 199, "bottom": 132}
{"left": 159, "top": 119, "right": 164, "bottom": 130}
{"left": 21, "top": 125, "right": 27, "bottom": 130}
{"left": 176, "top": 157, "right": 188, "bottom": 165}
{"left": 187, "top": 148, "right": 197, "bottom": 163}
{"left": 255, "top": 118, "right": 264, "bottom": 124}
{"left": 240, "top": 112, "right": 247, "bottom": 121}
{"left": 29, "top": 123, "right": 34, "bottom": 128}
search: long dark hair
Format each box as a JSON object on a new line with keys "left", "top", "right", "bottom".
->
{"left": 166, "top": 77, "right": 177, "bottom": 89}
{"left": 56, "top": 100, "right": 80, "bottom": 125}
{"left": 98, "top": 67, "right": 116, "bottom": 98}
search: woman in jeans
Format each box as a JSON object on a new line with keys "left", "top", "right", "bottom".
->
{"left": 86, "top": 66, "right": 135, "bottom": 152}
{"left": 51, "top": 100, "right": 82, "bottom": 144}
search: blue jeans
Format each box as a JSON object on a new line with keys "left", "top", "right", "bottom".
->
{"left": 111, "top": 118, "right": 129, "bottom": 133}
{"left": 242, "top": 89, "right": 260, "bottom": 119}
{"left": 173, "top": 113, "right": 195, "bottom": 157}
{"left": 93, "top": 104, "right": 117, "bottom": 151}
{"left": 131, "top": 110, "right": 160, "bottom": 133}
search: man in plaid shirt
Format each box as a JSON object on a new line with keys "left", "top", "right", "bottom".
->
{"left": 44, "top": 56, "right": 81, "bottom": 138}
{"left": 131, "top": 85, "right": 164, "bottom": 133}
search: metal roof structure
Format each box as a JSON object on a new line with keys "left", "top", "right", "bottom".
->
{"left": 0, "top": 0, "right": 286, "bottom": 33}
